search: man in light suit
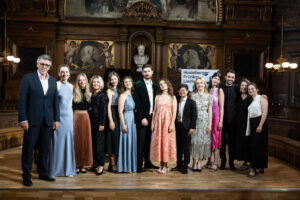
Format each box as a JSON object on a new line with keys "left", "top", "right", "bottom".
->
{"left": 18, "top": 54, "right": 60, "bottom": 186}
{"left": 172, "top": 84, "right": 197, "bottom": 174}
{"left": 133, "top": 64, "right": 158, "bottom": 172}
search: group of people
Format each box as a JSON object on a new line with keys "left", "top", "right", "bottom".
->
{"left": 18, "top": 54, "right": 268, "bottom": 187}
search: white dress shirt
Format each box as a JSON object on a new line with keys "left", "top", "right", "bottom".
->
{"left": 144, "top": 78, "right": 154, "bottom": 115}
{"left": 178, "top": 97, "right": 187, "bottom": 122}
{"left": 37, "top": 70, "right": 49, "bottom": 95}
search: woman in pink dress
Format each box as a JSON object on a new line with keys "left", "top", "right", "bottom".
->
{"left": 208, "top": 72, "right": 224, "bottom": 171}
{"left": 150, "top": 78, "right": 177, "bottom": 174}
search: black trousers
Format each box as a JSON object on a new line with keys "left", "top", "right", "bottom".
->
{"left": 175, "top": 122, "right": 191, "bottom": 169}
{"left": 220, "top": 119, "right": 236, "bottom": 166}
{"left": 22, "top": 119, "right": 52, "bottom": 179}
{"left": 137, "top": 115, "right": 153, "bottom": 170}
{"left": 91, "top": 121, "right": 105, "bottom": 167}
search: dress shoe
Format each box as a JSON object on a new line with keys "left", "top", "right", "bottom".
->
{"left": 144, "top": 163, "right": 159, "bottom": 169}
{"left": 39, "top": 175, "right": 56, "bottom": 181}
{"left": 182, "top": 168, "right": 188, "bottom": 174}
{"left": 23, "top": 178, "right": 33, "bottom": 186}
{"left": 96, "top": 171, "right": 104, "bottom": 176}
{"left": 219, "top": 165, "right": 226, "bottom": 170}
{"left": 171, "top": 166, "right": 182, "bottom": 171}
{"left": 136, "top": 168, "right": 142, "bottom": 173}
{"left": 230, "top": 165, "right": 236, "bottom": 171}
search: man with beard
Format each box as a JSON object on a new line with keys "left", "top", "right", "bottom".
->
{"left": 220, "top": 69, "right": 239, "bottom": 170}
{"left": 133, "top": 64, "right": 159, "bottom": 173}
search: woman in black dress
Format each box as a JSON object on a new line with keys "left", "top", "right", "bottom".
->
{"left": 246, "top": 82, "right": 268, "bottom": 177}
{"left": 106, "top": 72, "right": 121, "bottom": 173}
{"left": 235, "top": 79, "right": 251, "bottom": 170}
{"left": 90, "top": 75, "right": 108, "bottom": 175}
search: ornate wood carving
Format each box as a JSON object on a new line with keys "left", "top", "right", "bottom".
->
{"left": 124, "top": 1, "right": 161, "bottom": 20}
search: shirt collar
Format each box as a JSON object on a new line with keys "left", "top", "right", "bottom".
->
{"left": 180, "top": 97, "right": 187, "bottom": 103}
{"left": 37, "top": 70, "right": 49, "bottom": 80}
{"left": 143, "top": 78, "right": 152, "bottom": 85}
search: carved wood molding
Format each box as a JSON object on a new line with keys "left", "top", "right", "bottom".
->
{"left": 124, "top": 1, "right": 161, "bottom": 21}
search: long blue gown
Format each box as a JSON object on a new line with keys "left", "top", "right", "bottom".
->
{"left": 117, "top": 94, "right": 137, "bottom": 173}
{"left": 49, "top": 82, "right": 76, "bottom": 177}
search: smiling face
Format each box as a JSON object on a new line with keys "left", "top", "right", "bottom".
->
{"left": 211, "top": 76, "right": 220, "bottom": 87}
{"left": 248, "top": 84, "right": 258, "bottom": 97}
{"left": 37, "top": 59, "right": 51, "bottom": 76}
{"left": 110, "top": 75, "right": 119, "bottom": 88}
{"left": 195, "top": 79, "right": 205, "bottom": 91}
{"left": 78, "top": 75, "right": 86, "bottom": 89}
{"left": 92, "top": 78, "right": 100, "bottom": 91}
{"left": 240, "top": 81, "right": 248, "bottom": 94}
{"left": 142, "top": 66, "right": 153, "bottom": 80}
{"left": 59, "top": 66, "right": 70, "bottom": 82}
{"left": 123, "top": 78, "right": 133, "bottom": 90}
{"left": 225, "top": 72, "right": 235, "bottom": 86}
{"left": 159, "top": 80, "right": 168, "bottom": 92}
{"left": 179, "top": 87, "right": 188, "bottom": 98}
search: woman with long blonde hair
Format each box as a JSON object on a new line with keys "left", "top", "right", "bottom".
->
{"left": 190, "top": 77, "right": 212, "bottom": 172}
{"left": 73, "top": 73, "right": 93, "bottom": 174}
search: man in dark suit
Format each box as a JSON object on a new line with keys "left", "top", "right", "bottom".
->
{"left": 220, "top": 69, "right": 239, "bottom": 170}
{"left": 172, "top": 84, "right": 197, "bottom": 174}
{"left": 133, "top": 64, "right": 158, "bottom": 172}
{"left": 18, "top": 54, "right": 60, "bottom": 186}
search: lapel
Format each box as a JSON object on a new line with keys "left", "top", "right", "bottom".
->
{"left": 45, "top": 76, "right": 52, "bottom": 97}
{"left": 182, "top": 98, "right": 190, "bottom": 118}
{"left": 33, "top": 72, "right": 45, "bottom": 96}
{"left": 141, "top": 79, "right": 150, "bottom": 103}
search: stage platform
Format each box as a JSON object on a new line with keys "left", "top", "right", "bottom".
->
{"left": 0, "top": 147, "right": 299, "bottom": 199}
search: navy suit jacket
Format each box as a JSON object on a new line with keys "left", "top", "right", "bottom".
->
{"left": 18, "top": 72, "right": 60, "bottom": 127}
{"left": 175, "top": 97, "right": 197, "bottom": 131}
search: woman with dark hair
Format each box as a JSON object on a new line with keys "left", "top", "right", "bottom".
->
{"left": 73, "top": 73, "right": 93, "bottom": 174}
{"left": 235, "top": 79, "right": 252, "bottom": 170}
{"left": 90, "top": 75, "right": 108, "bottom": 176}
{"left": 246, "top": 82, "right": 268, "bottom": 177}
{"left": 117, "top": 76, "right": 137, "bottom": 173}
{"left": 208, "top": 72, "right": 224, "bottom": 171}
{"left": 106, "top": 71, "right": 120, "bottom": 173}
{"left": 150, "top": 78, "right": 177, "bottom": 174}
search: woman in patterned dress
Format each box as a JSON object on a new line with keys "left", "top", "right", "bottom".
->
{"left": 190, "top": 77, "right": 213, "bottom": 172}
{"left": 150, "top": 78, "right": 177, "bottom": 174}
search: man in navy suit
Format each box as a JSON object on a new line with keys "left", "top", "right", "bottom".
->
{"left": 172, "top": 84, "right": 197, "bottom": 174}
{"left": 18, "top": 54, "right": 60, "bottom": 186}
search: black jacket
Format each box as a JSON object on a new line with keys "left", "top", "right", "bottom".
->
{"left": 176, "top": 97, "right": 197, "bottom": 131}
{"left": 90, "top": 91, "right": 108, "bottom": 126}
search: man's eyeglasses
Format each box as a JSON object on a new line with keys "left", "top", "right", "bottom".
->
{"left": 39, "top": 63, "right": 51, "bottom": 67}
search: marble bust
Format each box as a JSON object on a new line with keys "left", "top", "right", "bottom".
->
{"left": 134, "top": 44, "right": 149, "bottom": 72}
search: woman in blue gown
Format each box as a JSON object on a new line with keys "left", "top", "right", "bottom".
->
{"left": 117, "top": 76, "right": 137, "bottom": 173}
{"left": 49, "top": 64, "right": 76, "bottom": 177}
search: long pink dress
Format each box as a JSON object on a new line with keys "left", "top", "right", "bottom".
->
{"left": 210, "top": 88, "right": 222, "bottom": 151}
{"left": 150, "top": 96, "right": 177, "bottom": 162}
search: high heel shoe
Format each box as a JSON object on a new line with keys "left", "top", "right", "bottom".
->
{"left": 96, "top": 167, "right": 104, "bottom": 176}
{"left": 160, "top": 167, "right": 169, "bottom": 174}
{"left": 247, "top": 170, "right": 257, "bottom": 178}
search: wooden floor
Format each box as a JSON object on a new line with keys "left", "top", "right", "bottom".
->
{"left": 0, "top": 147, "right": 300, "bottom": 199}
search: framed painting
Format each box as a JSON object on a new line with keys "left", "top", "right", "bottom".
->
{"left": 64, "top": 40, "right": 114, "bottom": 71}
{"left": 168, "top": 43, "right": 217, "bottom": 72}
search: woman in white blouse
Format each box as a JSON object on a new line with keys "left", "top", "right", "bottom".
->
{"left": 246, "top": 82, "right": 268, "bottom": 177}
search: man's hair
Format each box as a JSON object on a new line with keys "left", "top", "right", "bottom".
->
{"left": 37, "top": 54, "right": 52, "bottom": 66}
{"left": 142, "top": 64, "right": 153, "bottom": 71}
{"left": 226, "top": 69, "right": 236, "bottom": 76}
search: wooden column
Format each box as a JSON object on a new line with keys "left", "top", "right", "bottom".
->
{"left": 120, "top": 26, "right": 128, "bottom": 69}
{"left": 155, "top": 27, "right": 163, "bottom": 79}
